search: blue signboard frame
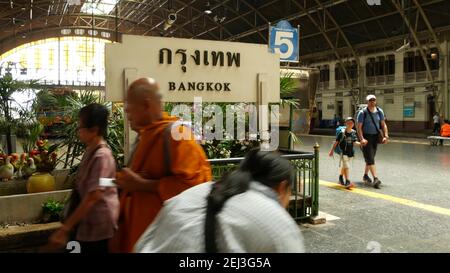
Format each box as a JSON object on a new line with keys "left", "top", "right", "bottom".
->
{"left": 268, "top": 20, "right": 299, "bottom": 62}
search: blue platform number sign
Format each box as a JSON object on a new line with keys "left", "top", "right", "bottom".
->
{"left": 403, "top": 105, "right": 415, "bottom": 117}
{"left": 269, "top": 20, "right": 299, "bottom": 62}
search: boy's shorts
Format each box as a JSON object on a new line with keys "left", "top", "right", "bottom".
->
{"left": 341, "top": 155, "right": 352, "bottom": 169}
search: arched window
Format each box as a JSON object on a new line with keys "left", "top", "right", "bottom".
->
{"left": 0, "top": 36, "right": 110, "bottom": 86}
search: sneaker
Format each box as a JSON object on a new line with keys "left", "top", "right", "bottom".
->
{"left": 339, "top": 175, "right": 344, "bottom": 185}
{"left": 345, "top": 180, "right": 354, "bottom": 189}
{"left": 363, "top": 174, "right": 372, "bottom": 185}
{"left": 373, "top": 177, "right": 382, "bottom": 189}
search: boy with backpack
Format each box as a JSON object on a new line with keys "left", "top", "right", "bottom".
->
{"left": 329, "top": 117, "right": 360, "bottom": 188}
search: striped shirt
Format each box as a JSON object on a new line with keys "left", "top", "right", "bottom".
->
{"left": 134, "top": 181, "right": 304, "bottom": 253}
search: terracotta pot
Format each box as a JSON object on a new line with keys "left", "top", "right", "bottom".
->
{"left": 27, "top": 172, "right": 55, "bottom": 193}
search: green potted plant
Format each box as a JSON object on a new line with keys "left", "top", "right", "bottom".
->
{"left": 42, "top": 199, "right": 64, "bottom": 223}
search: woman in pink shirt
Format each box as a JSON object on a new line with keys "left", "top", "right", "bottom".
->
{"left": 48, "top": 103, "right": 119, "bottom": 253}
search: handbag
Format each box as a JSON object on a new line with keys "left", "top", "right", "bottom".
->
{"left": 366, "top": 108, "right": 385, "bottom": 144}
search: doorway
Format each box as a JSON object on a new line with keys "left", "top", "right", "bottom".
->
{"left": 336, "top": 100, "right": 343, "bottom": 121}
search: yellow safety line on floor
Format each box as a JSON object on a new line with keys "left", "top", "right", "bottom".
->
{"left": 319, "top": 180, "right": 450, "bottom": 217}
{"left": 299, "top": 134, "right": 450, "bottom": 146}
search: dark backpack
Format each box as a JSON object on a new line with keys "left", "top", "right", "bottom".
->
{"left": 334, "top": 126, "right": 346, "bottom": 155}
{"left": 334, "top": 127, "right": 356, "bottom": 155}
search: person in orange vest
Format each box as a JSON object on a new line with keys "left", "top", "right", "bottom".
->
{"left": 439, "top": 119, "right": 450, "bottom": 145}
{"left": 110, "top": 77, "right": 212, "bottom": 252}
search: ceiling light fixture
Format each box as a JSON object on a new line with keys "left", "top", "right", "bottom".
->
{"left": 163, "top": 9, "right": 177, "bottom": 31}
{"left": 204, "top": 1, "right": 212, "bottom": 14}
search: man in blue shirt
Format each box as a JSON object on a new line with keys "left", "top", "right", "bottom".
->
{"left": 356, "top": 95, "right": 389, "bottom": 189}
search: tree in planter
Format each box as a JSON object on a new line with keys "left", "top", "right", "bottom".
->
{"left": 0, "top": 74, "right": 37, "bottom": 154}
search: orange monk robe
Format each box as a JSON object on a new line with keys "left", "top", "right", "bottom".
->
{"left": 118, "top": 114, "right": 212, "bottom": 252}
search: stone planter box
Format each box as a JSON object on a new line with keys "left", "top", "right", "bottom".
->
{"left": 0, "top": 222, "right": 62, "bottom": 251}
{"left": 0, "top": 168, "right": 74, "bottom": 251}
{"left": 0, "top": 190, "right": 71, "bottom": 225}
{"left": 0, "top": 169, "right": 73, "bottom": 196}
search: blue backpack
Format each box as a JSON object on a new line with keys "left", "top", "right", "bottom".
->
{"left": 334, "top": 126, "right": 356, "bottom": 155}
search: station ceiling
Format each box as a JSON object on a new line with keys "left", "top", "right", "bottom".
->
{"left": 1, "top": 0, "right": 450, "bottom": 60}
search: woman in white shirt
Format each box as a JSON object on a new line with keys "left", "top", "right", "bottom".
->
{"left": 135, "top": 149, "right": 304, "bottom": 253}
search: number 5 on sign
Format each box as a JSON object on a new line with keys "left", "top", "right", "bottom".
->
{"left": 269, "top": 20, "right": 299, "bottom": 62}
{"left": 274, "top": 31, "right": 294, "bottom": 59}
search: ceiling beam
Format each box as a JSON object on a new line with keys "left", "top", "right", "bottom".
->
{"left": 392, "top": 0, "right": 433, "bottom": 82}
{"left": 300, "top": 0, "right": 444, "bottom": 41}
{"left": 291, "top": 0, "right": 353, "bottom": 86}
{"left": 195, "top": 0, "right": 280, "bottom": 39}
{"left": 225, "top": 0, "right": 348, "bottom": 41}
{"left": 164, "top": 0, "right": 232, "bottom": 37}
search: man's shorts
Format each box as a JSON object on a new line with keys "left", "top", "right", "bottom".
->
{"left": 362, "top": 134, "right": 379, "bottom": 165}
{"left": 341, "top": 155, "right": 352, "bottom": 169}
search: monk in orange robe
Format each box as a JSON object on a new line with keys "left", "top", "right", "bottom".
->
{"left": 112, "top": 77, "right": 212, "bottom": 252}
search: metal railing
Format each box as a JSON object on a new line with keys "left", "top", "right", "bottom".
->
{"left": 386, "top": 75, "right": 395, "bottom": 84}
{"left": 376, "top": 75, "right": 386, "bottom": 85}
{"left": 207, "top": 146, "right": 320, "bottom": 222}
{"left": 416, "top": 71, "right": 427, "bottom": 82}
{"left": 405, "top": 72, "right": 415, "bottom": 83}
{"left": 367, "top": 76, "right": 376, "bottom": 86}
{"left": 318, "top": 81, "right": 329, "bottom": 90}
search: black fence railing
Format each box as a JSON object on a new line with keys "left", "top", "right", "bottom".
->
{"left": 208, "top": 145, "right": 320, "bottom": 221}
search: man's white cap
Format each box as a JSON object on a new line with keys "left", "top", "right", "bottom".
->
{"left": 366, "top": 94, "right": 377, "bottom": 101}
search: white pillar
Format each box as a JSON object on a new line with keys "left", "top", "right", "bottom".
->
{"left": 123, "top": 68, "right": 138, "bottom": 164}
{"left": 343, "top": 97, "right": 352, "bottom": 118}
{"left": 329, "top": 62, "right": 336, "bottom": 90}
{"left": 394, "top": 51, "right": 404, "bottom": 83}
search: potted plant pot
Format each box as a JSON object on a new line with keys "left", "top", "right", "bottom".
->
{"left": 27, "top": 172, "right": 55, "bottom": 193}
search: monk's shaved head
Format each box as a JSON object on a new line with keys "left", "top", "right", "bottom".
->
{"left": 127, "top": 77, "right": 161, "bottom": 102}
{"left": 125, "top": 77, "right": 163, "bottom": 128}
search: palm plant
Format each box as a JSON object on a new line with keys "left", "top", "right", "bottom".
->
{"left": 0, "top": 74, "right": 37, "bottom": 154}
{"left": 21, "top": 122, "right": 44, "bottom": 153}
{"left": 280, "top": 72, "right": 300, "bottom": 108}
{"left": 57, "top": 91, "right": 101, "bottom": 169}
{"left": 53, "top": 91, "right": 124, "bottom": 170}
{"left": 279, "top": 72, "right": 300, "bottom": 146}
{"left": 106, "top": 103, "right": 124, "bottom": 169}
